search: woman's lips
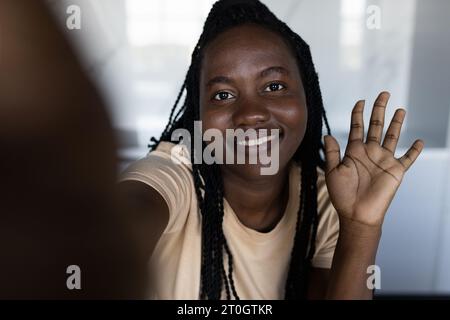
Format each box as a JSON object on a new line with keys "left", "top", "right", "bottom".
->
{"left": 237, "top": 134, "right": 276, "bottom": 147}
{"left": 234, "top": 130, "right": 284, "bottom": 154}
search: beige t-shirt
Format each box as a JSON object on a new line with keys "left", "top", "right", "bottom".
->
{"left": 120, "top": 141, "right": 339, "bottom": 299}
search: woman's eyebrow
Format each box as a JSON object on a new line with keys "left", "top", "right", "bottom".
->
{"left": 259, "top": 66, "right": 290, "bottom": 78}
{"left": 206, "top": 75, "right": 233, "bottom": 88}
{"left": 205, "top": 66, "right": 290, "bottom": 88}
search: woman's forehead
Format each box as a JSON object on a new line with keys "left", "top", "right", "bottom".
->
{"left": 201, "top": 24, "right": 297, "bottom": 76}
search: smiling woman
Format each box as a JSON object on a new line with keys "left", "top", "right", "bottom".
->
{"left": 119, "top": 0, "right": 423, "bottom": 300}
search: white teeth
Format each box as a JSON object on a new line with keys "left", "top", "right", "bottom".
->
{"left": 237, "top": 135, "right": 275, "bottom": 147}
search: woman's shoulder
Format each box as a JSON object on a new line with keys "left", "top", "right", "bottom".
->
{"left": 316, "top": 166, "right": 327, "bottom": 190}
{"left": 312, "top": 165, "right": 340, "bottom": 268}
{"left": 314, "top": 165, "right": 337, "bottom": 215}
{"left": 292, "top": 162, "right": 337, "bottom": 221}
{"left": 121, "top": 141, "right": 192, "bottom": 177}
{"left": 294, "top": 162, "right": 328, "bottom": 192}
{"left": 119, "top": 141, "right": 195, "bottom": 234}
{"left": 146, "top": 141, "right": 192, "bottom": 168}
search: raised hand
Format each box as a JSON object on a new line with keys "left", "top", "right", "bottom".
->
{"left": 323, "top": 91, "right": 424, "bottom": 227}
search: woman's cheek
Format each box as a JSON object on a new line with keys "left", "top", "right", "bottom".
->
{"left": 276, "top": 102, "right": 307, "bottom": 149}
{"left": 274, "top": 100, "right": 306, "bottom": 126}
{"left": 201, "top": 109, "right": 231, "bottom": 134}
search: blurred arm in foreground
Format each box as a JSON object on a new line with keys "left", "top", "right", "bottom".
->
{"left": 0, "top": 0, "right": 147, "bottom": 299}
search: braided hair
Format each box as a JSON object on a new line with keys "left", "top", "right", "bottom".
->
{"left": 149, "top": 0, "right": 331, "bottom": 300}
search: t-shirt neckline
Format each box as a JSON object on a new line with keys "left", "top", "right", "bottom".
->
{"left": 223, "top": 161, "right": 301, "bottom": 244}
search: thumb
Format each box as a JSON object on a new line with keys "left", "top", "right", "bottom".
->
{"left": 323, "top": 135, "right": 341, "bottom": 175}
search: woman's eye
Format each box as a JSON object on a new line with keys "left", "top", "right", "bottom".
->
{"left": 264, "top": 82, "right": 285, "bottom": 92}
{"left": 213, "top": 91, "right": 235, "bottom": 101}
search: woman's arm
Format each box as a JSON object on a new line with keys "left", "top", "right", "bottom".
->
{"left": 117, "top": 181, "right": 170, "bottom": 262}
{"left": 0, "top": 0, "right": 151, "bottom": 298}
{"left": 322, "top": 91, "right": 424, "bottom": 299}
{"left": 307, "top": 222, "right": 380, "bottom": 300}
{"left": 326, "top": 219, "right": 380, "bottom": 299}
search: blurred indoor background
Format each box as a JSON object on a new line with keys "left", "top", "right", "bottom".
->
{"left": 45, "top": 0, "right": 450, "bottom": 297}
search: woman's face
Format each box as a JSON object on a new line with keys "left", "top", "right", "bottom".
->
{"left": 199, "top": 23, "right": 307, "bottom": 178}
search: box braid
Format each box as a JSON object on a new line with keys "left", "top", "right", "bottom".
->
{"left": 148, "top": 0, "right": 331, "bottom": 300}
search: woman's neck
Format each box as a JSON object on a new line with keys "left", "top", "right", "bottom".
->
{"left": 221, "top": 164, "right": 290, "bottom": 232}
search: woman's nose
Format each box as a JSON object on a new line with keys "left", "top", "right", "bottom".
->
{"left": 232, "top": 96, "right": 271, "bottom": 128}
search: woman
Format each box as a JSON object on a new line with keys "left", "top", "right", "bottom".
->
{"left": 119, "top": 0, "right": 424, "bottom": 299}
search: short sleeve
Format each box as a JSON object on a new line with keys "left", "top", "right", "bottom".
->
{"left": 311, "top": 167, "right": 340, "bottom": 269}
{"left": 118, "top": 142, "right": 194, "bottom": 234}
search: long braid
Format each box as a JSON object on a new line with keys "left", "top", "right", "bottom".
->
{"left": 224, "top": 241, "right": 239, "bottom": 300}
{"left": 149, "top": 80, "right": 186, "bottom": 150}
{"left": 151, "top": 0, "right": 331, "bottom": 300}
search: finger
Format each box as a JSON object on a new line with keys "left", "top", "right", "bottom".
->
{"left": 348, "top": 100, "right": 365, "bottom": 144}
{"left": 324, "top": 135, "right": 341, "bottom": 175}
{"left": 382, "top": 108, "right": 406, "bottom": 154}
{"left": 366, "top": 91, "right": 390, "bottom": 145}
{"left": 398, "top": 139, "right": 425, "bottom": 171}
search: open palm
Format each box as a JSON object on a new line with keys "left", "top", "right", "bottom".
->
{"left": 324, "top": 92, "right": 424, "bottom": 227}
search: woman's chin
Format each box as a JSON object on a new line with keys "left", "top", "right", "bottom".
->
{"left": 222, "top": 161, "right": 287, "bottom": 179}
